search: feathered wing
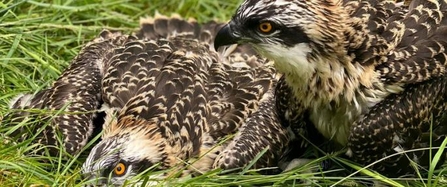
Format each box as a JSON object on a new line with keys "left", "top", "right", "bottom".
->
{"left": 137, "top": 14, "right": 263, "bottom": 67}
{"left": 4, "top": 31, "right": 126, "bottom": 155}
{"left": 204, "top": 59, "right": 283, "bottom": 172}
{"left": 377, "top": 0, "right": 447, "bottom": 84}
{"left": 344, "top": 0, "right": 447, "bottom": 83}
{"left": 349, "top": 76, "right": 447, "bottom": 174}
{"left": 344, "top": 0, "right": 408, "bottom": 66}
{"left": 344, "top": 0, "right": 447, "bottom": 175}
{"left": 99, "top": 37, "right": 212, "bottom": 173}
{"left": 99, "top": 15, "right": 287, "bottom": 172}
{"left": 212, "top": 86, "right": 289, "bottom": 173}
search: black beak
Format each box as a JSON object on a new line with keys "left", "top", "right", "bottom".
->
{"left": 214, "top": 24, "right": 240, "bottom": 51}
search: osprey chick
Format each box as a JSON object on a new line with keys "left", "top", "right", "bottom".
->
{"left": 215, "top": 0, "right": 447, "bottom": 176}
{"left": 81, "top": 15, "right": 289, "bottom": 185}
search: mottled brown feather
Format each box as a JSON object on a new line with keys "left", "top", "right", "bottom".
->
{"left": 226, "top": 0, "right": 447, "bottom": 177}
{"left": 81, "top": 14, "right": 287, "bottom": 182}
{"left": 4, "top": 31, "right": 128, "bottom": 155}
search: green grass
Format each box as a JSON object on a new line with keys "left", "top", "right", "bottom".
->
{"left": 1, "top": 0, "right": 447, "bottom": 186}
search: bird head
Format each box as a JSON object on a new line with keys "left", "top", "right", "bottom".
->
{"left": 214, "top": 0, "right": 349, "bottom": 79}
{"left": 81, "top": 117, "right": 170, "bottom": 186}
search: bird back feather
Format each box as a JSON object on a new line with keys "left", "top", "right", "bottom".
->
{"left": 99, "top": 15, "right": 282, "bottom": 172}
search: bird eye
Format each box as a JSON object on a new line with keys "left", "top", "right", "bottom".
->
{"left": 258, "top": 21, "right": 274, "bottom": 34}
{"left": 114, "top": 162, "right": 126, "bottom": 176}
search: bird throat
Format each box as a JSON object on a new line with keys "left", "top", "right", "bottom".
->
{"left": 269, "top": 44, "right": 362, "bottom": 106}
{"left": 270, "top": 45, "right": 374, "bottom": 145}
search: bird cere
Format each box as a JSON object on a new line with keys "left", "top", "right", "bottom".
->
{"left": 3, "top": 0, "right": 447, "bottom": 185}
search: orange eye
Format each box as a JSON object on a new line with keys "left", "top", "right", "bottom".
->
{"left": 114, "top": 162, "right": 126, "bottom": 176}
{"left": 259, "top": 22, "right": 273, "bottom": 33}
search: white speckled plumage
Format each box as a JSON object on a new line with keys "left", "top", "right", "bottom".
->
{"left": 80, "top": 15, "right": 290, "bottom": 185}
{"left": 215, "top": 0, "right": 447, "bottom": 176}
{"left": 4, "top": 13, "right": 290, "bottom": 185}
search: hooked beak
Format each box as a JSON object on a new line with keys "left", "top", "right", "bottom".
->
{"left": 214, "top": 24, "right": 240, "bottom": 51}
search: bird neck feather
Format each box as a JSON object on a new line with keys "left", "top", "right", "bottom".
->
{"left": 270, "top": 42, "right": 365, "bottom": 109}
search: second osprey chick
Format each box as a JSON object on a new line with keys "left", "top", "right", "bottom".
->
{"left": 215, "top": 0, "right": 447, "bottom": 176}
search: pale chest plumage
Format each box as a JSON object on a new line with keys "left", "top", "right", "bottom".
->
{"left": 264, "top": 43, "right": 404, "bottom": 146}
{"left": 309, "top": 87, "right": 388, "bottom": 146}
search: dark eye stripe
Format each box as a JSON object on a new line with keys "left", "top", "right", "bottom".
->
{"left": 243, "top": 17, "right": 311, "bottom": 46}
{"left": 277, "top": 26, "right": 311, "bottom": 47}
{"left": 245, "top": 19, "right": 261, "bottom": 29}
{"left": 134, "top": 159, "right": 156, "bottom": 173}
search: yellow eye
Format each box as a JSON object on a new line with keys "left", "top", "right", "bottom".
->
{"left": 258, "top": 22, "right": 273, "bottom": 33}
{"left": 114, "top": 162, "right": 126, "bottom": 176}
